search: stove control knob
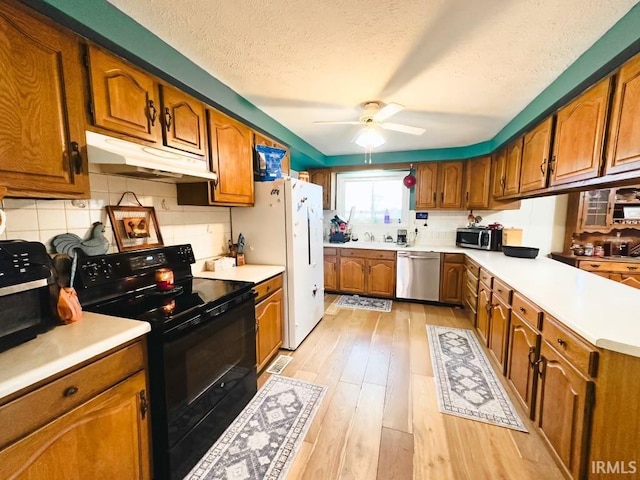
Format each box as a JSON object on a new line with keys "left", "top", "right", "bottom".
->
{"left": 82, "top": 263, "right": 99, "bottom": 280}
{"left": 102, "top": 262, "right": 114, "bottom": 277}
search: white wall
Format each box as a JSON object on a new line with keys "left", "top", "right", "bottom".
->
{"left": 0, "top": 170, "right": 231, "bottom": 262}
{"left": 325, "top": 194, "right": 568, "bottom": 256}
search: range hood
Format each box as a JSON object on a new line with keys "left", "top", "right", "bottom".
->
{"left": 86, "top": 131, "right": 217, "bottom": 183}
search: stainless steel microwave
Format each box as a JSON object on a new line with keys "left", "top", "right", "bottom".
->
{"left": 456, "top": 227, "right": 503, "bottom": 251}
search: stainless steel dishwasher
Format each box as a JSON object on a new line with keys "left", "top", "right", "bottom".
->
{"left": 396, "top": 251, "right": 441, "bottom": 301}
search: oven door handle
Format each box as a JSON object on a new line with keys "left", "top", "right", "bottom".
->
{"left": 0, "top": 278, "right": 49, "bottom": 297}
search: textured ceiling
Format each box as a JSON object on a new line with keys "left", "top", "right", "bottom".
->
{"left": 107, "top": 0, "right": 638, "bottom": 156}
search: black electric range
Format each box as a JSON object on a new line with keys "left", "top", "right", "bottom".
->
{"left": 74, "top": 245, "right": 258, "bottom": 479}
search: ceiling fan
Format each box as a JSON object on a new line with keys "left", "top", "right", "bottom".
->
{"left": 313, "top": 101, "right": 426, "bottom": 148}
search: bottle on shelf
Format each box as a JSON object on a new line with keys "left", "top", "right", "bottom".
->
{"left": 611, "top": 232, "right": 622, "bottom": 256}
{"left": 384, "top": 209, "right": 390, "bottom": 224}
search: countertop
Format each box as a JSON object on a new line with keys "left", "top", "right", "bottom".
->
{"left": 195, "top": 264, "right": 285, "bottom": 284}
{"left": 0, "top": 313, "right": 150, "bottom": 401}
{"left": 324, "top": 241, "right": 640, "bottom": 358}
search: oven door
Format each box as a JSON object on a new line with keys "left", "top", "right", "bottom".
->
{"left": 157, "top": 295, "right": 257, "bottom": 478}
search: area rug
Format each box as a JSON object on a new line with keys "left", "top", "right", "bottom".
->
{"left": 426, "top": 325, "right": 528, "bottom": 432}
{"left": 185, "top": 376, "right": 327, "bottom": 480}
{"left": 334, "top": 294, "right": 392, "bottom": 312}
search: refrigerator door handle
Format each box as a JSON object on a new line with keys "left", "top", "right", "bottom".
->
{"left": 307, "top": 206, "right": 312, "bottom": 265}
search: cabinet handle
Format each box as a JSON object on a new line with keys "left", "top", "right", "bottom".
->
{"left": 164, "top": 108, "right": 173, "bottom": 131}
{"left": 63, "top": 386, "right": 78, "bottom": 397}
{"left": 466, "top": 191, "right": 470, "bottom": 201}
{"left": 70, "top": 142, "right": 83, "bottom": 175}
{"left": 590, "top": 264, "right": 600, "bottom": 268}
{"left": 519, "top": 306, "right": 526, "bottom": 313}
{"left": 549, "top": 155, "right": 556, "bottom": 174}
{"left": 497, "top": 289, "right": 503, "bottom": 294}
{"left": 627, "top": 266, "right": 638, "bottom": 271}
{"left": 148, "top": 100, "right": 158, "bottom": 126}
{"left": 500, "top": 177, "right": 506, "bottom": 195}
{"left": 255, "top": 321, "right": 259, "bottom": 332}
{"left": 557, "top": 338, "right": 566, "bottom": 347}
{"left": 212, "top": 174, "right": 219, "bottom": 189}
{"left": 528, "top": 346, "right": 536, "bottom": 365}
{"left": 432, "top": 192, "right": 436, "bottom": 202}
{"left": 441, "top": 192, "right": 444, "bottom": 202}
{"left": 139, "top": 390, "right": 148, "bottom": 420}
{"left": 540, "top": 160, "right": 546, "bottom": 176}
{"left": 537, "top": 356, "right": 547, "bottom": 376}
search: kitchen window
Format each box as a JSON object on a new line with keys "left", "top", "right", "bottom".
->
{"left": 336, "top": 170, "right": 410, "bottom": 225}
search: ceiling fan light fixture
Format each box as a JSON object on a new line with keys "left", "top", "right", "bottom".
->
{"left": 355, "top": 127, "right": 385, "bottom": 149}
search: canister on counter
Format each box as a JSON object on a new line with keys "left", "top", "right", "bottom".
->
{"left": 584, "top": 243, "right": 594, "bottom": 256}
{"left": 594, "top": 245, "right": 605, "bottom": 257}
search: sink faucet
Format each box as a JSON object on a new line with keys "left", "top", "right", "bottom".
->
{"left": 364, "top": 232, "right": 375, "bottom": 242}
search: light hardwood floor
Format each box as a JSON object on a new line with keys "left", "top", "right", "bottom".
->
{"left": 258, "top": 295, "right": 565, "bottom": 480}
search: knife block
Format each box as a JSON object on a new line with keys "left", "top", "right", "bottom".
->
{"left": 236, "top": 253, "right": 245, "bottom": 266}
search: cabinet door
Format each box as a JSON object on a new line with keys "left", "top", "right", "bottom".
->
{"left": 537, "top": 341, "right": 594, "bottom": 480}
{"left": 606, "top": 53, "right": 640, "bottom": 175}
{"left": 438, "top": 161, "right": 464, "bottom": 209}
{"left": 476, "top": 284, "right": 492, "bottom": 346}
{"left": 504, "top": 138, "right": 523, "bottom": 196}
{"left": 550, "top": 78, "right": 611, "bottom": 186}
{"left": 160, "top": 85, "right": 207, "bottom": 156}
{"left": 0, "top": 371, "right": 150, "bottom": 479}
{"left": 520, "top": 117, "right": 553, "bottom": 193}
{"left": 415, "top": 162, "right": 439, "bottom": 209}
{"left": 309, "top": 169, "right": 331, "bottom": 210}
{"left": 324, "top": 255, "right": 338, "bottom": 291}
{"left": 367, "top": 259, "right": 395, "bottom": 298}
{"left": 577, "top": 189, "right": 614, "bottom": 232}
{"left": 87, "top": 45, "right": 161, "bottom": 144}
{"left": 339, "top": 257, "right": 366, "bottom": 294}
{"left": 440, "top": 263, "right": 464, "bottom": 304}
{"left": 0, "top": 2, "right": 89, "bottom": 198}
{"left": 507, "top": 314, "right": 540, "bottom": 418}
{"left": 488, "top": 295, "right": 511, "bottom": 374}
{"left": 255, "top": 289, "right": 283, "bottom": 371}
{"left": 492, "top": 149, "right": 507, "bottom": 198}
{"left": 617, "top": 273, "right": 640, "bottom": 289}
{"left": 465, "top": 156, "right": 491, "bottom": 209}
{"left": 208, "top": 109, "right": 254, "bottom": 205}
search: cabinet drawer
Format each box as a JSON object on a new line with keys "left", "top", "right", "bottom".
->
{"left": 324, "top": 247, "right": 337, "bottom": 256}
{"left": 0, "top": 341, "right": 145, "bottom": 448}
{"left": 443, "top": 253, "right": 464, "bottom": 264}
{"left": 254, "top": 274, "right": 284, "bottom": 303}
{"left": 512, "top": 292, "right": 542, "bottom": 330}
{"left": 465, "top": 268, "right": 478, "bottom": 288}
{"left": 340, "top": 249, "right": 396, "bottom": 260}
{"left": 479, "top": 268, "right": 493, "bottom": 288}
{"left": 464, "top": 256, "right": 480, "bottom": 277}
{"left": 577, "top": 260, "right": 640, "bottom": 273}
{"left": 541, "top": 315, "right": 598, "bottom": 378}
{"left": 464, "top": 283, "right": 478, "bottom": 312}
{"left": 492, "top": 278, "right": 513, "bottom": 304}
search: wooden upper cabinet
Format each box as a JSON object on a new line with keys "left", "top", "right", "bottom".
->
{"left": 159, "top": 85, "right": 207, "bottom": 156}
{"left": 504, "top": 138, "right": 523, "bottom": 196}
{"left": 550, "top": 78, "right": 611, "bottom": 186}
{"left": 0, "top": 1, "right": 89, "bottom": 198}
{"left": 309, "top": 169, "right": 331, "bottom": 210}
{"left": 465, "top": 156, "right": 492, "bottom": 209}
{"left": 208, "top": 109, "right": 254, "bottom": 205}
{"left": 492, "top": 148, "right": 507, "bottom": 197}
{"left": 254, "top": 133, "right": 290, "bottom": 176}
{"left": 415, "top": 162, "right": 439, "bottom": 209}
{"left": 438, "top": 161, "right": 464, "bottom": 209}
{"left": 606, "top": 53, "right": 640, "bottom": 175}
{"left": 415, "top": 161, "right": 463, "bottom": 209}
{"left": 87, "top": 45, "right": 161, "bottom": 144}
{"left": 520, "top": 117, "right": 553, "bottom": 193}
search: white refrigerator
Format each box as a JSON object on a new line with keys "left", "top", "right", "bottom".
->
{"left": 231, "top": 178, "right": 325, "bottom": 350}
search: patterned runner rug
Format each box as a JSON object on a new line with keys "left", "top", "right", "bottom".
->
{"left": 426, "top": 325, "right": 528, "bottom": 432}
{"left": 185, "top": 376, "right": 327, "bottom": 480}
{"left": 331, "top": 294, "right": 392, "bottom": 313}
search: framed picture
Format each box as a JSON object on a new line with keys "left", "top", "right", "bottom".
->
{"left": 106, "top": 205, "right": 164, "bottom": 252}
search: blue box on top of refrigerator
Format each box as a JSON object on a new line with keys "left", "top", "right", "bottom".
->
{"left": 231, "top": 178, "right": 325, "bottom": 349}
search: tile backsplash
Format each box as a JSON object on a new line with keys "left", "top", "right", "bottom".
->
{"left": 325, "top": 195, "right": 568, "bottom": 255}
{"left": 0, "top": 170, "right": 231, "bottom": 262}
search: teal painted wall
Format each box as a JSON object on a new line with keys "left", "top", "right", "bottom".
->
{"left": 34, "top": 0, "right": 640, "bottom": 170}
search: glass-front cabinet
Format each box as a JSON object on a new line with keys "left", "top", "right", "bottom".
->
{"left": 577, "top": 189, "right": 613, "bottom": 232}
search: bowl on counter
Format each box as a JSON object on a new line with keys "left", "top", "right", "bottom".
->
{"left": 502, "top": 245, "right": 540, "bottom": 259}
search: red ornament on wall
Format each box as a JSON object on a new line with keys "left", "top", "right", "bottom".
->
{"left": 403, "top": 164, "right": 416, "bottom": 188}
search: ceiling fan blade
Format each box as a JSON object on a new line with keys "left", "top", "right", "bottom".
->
{"left": 373, "top": 102, "right": 404, "bottom": 122}
{"left": 313, "top": 120, "right": 361, "bottom": 125}
{"left": 380, "top": 122, "right": 426, "bottom": 135}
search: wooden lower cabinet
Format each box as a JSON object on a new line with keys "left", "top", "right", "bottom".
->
{"left": 488, "top": 295, "right": 511, "bottom": 374}
{"left": 0, "top": 341, "right": 150, "bottom": 479}
{"left": 440, "top": 262, "right": 464, "bottom": 304}
{"left": 335, "top": 250, "right": 396, "bottom": 298}
{"left": 506, "top": 313, "right": 540, "bottom": 418}
{"left": 255, "top": 277, "right": 284, "bottom": 372}
{"left": 323, "top": 254, "right": 338, "bottom": 291}
{"left": 476, "top": 283, "right": 491, "bottom": 344}
{"left": 537, "top": 341, "right": 594, "bottom": 480}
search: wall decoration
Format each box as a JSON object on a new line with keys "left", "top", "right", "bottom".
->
{"left": 107, "top": 192, "right": 163, "bottom": 252}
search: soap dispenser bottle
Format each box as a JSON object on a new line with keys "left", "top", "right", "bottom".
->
{"left": 384, "top": 209, "right": 390, "bottom": 224}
